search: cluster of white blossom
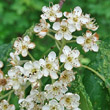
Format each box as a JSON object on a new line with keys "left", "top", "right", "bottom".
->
{"left": 0, "top": 3, "right": 99, "bottom": 110}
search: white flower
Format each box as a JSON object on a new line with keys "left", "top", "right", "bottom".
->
{"left": 14, "top": 35, "right": 35, "bottom": 57}
{"left": 60, "top": 45, "right": 80, "bottom": 70}
{"left": 8, "top": 66, "right": 26, "bottom": 90}
{"left": 39, "top": 51, "right": 59, "bottom": 79}
{"left": 0, "top": 100, "right": 15, "bottom": 110}
{"left": 81, "top": 14, "right": 98, "bottom": 31}
{"left": 64, "top": 6, "right": 82, "bottom": 31}
{"left": 53, "top": 19, "right": 75, "bottom": 40}
{"left": 59, "top": 70, "right": 76, "bottom": 86}
{"left": 34, "top": 19, "right": 50, "bottom": 38}
{"left": 42, "top": 99, "right": 64, "bottom": 110}
{"left": 24, "top": 61, "right": 42, "bottom": 82}
{"left": 76, "top": 30, "right": 99, "bottom": 52}
{"left": 41, "top": 4, "right": 62, "bottom": 22}
{"left": 44, "top": 81, "right": 68, "bottom": 100}
{"left": 0, "top": 71, "right": 11, "bottom": 92}
{"left": 19, "top": 96, "right": 34, "bottom": 110}
{"left": 0, "top": 61, "right": 3, "bottom": 69}
{"left": 30, "top": 89, "right": 46, "bottom": 104}
{"left": 9, "top": 52, "right": 20, "bottom": 66}
{"left": 60, "top": 93, "right": 80, "bottom": 110}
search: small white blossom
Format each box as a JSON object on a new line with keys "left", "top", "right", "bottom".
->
{"left": 39, "top": 51, "right": 59, "bottom": 79}
{"left": 81, "top": 14, "right": 98, "bottom": 31}
{"left": 24, "top": 61, "right": 43, "bottom": 82}
{"left": 53, "top": 19, "right": 75, "bottom": 40}
{"left": 42, "top": 99, "right": 64, "bottom": 110}
{"left": 45, "top": 81, "right": 68, "bottom": 100}
{"left": 14, "top": 35, "right": 35, "bottom": 57}
{"left": 0, "top": 71, "right": 12, "bottom": 92}
{"left": 30, "top": 89, "right": 46, "bottom": 104}
{"left": 60, "top": 93, "right": 80, "bottom": 110}
{"left": 8, "top": 66, "right": 26, "bottom": 90}
{"left": 60, "top": 45, "right": 80, "bottom": 70}
{"left": 60, "top": 70, "right": 76, "bottom": 86}
{"left": 9, "top": 52, "right": 20, "bottom": 66}
{"left": 0, "top": 100, "right": 15, "bottom": 110}
{"left": 0, "top": 61, "right": 3, "bottom": 69}
{"left": 76, "top": 30, "right": 99, "bottom": 52}
{"left": 34, "top": 19, "right": 50, "bottom": 38}
{"left": 19, "top": 96, "right": 34, "bottom": 110}
{"left": 41, "top": 4, "right": 62, "bottom": 22}
{"left": 64, "top": 6, "right": 82, "bottom": 31}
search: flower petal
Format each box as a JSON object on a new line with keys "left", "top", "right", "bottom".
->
{"left": 55, "top": 32, "right": 63, "bottom": 40}
{"left": 53, "top": 22, "right": 60, "bottom": 30}
{"left": 64, "top": 33, "right": 72, "bottom": 40}
{"left": 48, "top": 51, "right": 56, "bottom": 61}
{"left": 64, "top": 63, "right": 73, "bottom": 70}
{"left": 76, "top": 36, "right": 85, "bottom": 44}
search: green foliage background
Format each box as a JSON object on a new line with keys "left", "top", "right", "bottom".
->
{"left": 0, "top": 0, "right": 110, "bottom": 110}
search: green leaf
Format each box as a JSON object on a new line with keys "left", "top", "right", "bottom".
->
{"left": 0, "top": 39, "right": 15, "bottom": 73}
{"left": 70, "top": 74, "right": 93, "bottom": 110}
{"left": 83, "top": 38, "right": 110, "bottom": 110}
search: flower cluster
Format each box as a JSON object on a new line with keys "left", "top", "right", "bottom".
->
{"left": 0, "top": 3, "right": 99, "bottom": 110}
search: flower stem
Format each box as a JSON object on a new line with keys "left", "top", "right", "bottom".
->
{"left": 67, "top": 40, "right": 76, "bottom": 43}
{"left": 59, "top": 39, "right": 66, "bottom": 56}
{"left": 28, "top": 51, "right": 35, "bottom": 61}
{"left": 59, "top": 0, "right": 66, "bottom": 9}
{"left": 0, "top": 90, "right": 14, "bottom": 101}
{"left": 81, "top": 65, "right": 105, "bottom": 82}
{"left": 47, "top": 33, "right": 61, "bottom": 46}
{"left": 49, "top": 29, "right": 56, "bottom": 33}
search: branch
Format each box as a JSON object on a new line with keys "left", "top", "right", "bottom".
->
{"left": 59, "top": 0, "right": 66, "bottom": 9}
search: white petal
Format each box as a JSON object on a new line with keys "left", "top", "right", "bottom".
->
{"left": 33, "top": 61, "right": 40, "bottom": 69}
{"left": 60, "top": 54, "right": 66, "bottom": 62}
{"left": 52, "top": 4, "right": 60, "bottom": 11}
{"left": 53, "top": 22, "right": 60, "bottom": 31}
{"left": 42, "top": 6, "right": 49, "bottom": 12}
{"left": 28, "top": 43, "right": 35, "bottom": 49}
{"left": 64, "top": 63, "right": 73, "bottom": 70}
{"left": 83, "top": 45, "right": 89, "bottom": 52}
{"left": 63, "top": 45, "right": 71, "bottom": 55}
{"left": 48, "top": 51, "right": 56, "bottom": 61}
{"left": 49, "top": 16, "right": 56, "bottom": 22}
{"left": 68, "top": 24, "right": 76, "bottom": 32}
{"left": 73, "top": 59, "right": 81, "bottom": 67}
{"left": 39, "top": 31, "right": 47, "bottom": 37}
{"left": 72, "top": 50, "right": 80, "bottom": 58}
{"left": 91, "top": 44, "right": 99, "bottom": 52}
{"left": 24, "top": 61, "right": 33, "bottom": 70}
{"left": 61, "top": 19, "right": 68, "bottom": 26}
{"left": 56, "top": 12, "right": 62, "bottom": 18}
{"left": 39, "top": 59, "right": 46, "bottom": 66}
{"left": 24, "top": 35, "right": 30, "bottom": 42}
{"left": 44, "top": 84, "right": 51, "bottom": 91}
{"left": 34, "top": 25, "right": 41, "bottom": 33}
{"left": 55, "top": 32, "right": 63, "bottom": 40}
{"left": 76, "top": 36, "right": 85, "bottom": 44}
{"left": 42, "top": 69, "right": 49, "bottom": 77}
{"left": 0, "top": 61, "right": 3, "bottom": 68}
{"left": 74, "top": 6, "right": 82, "bottom": 16}
{"left": 86, "top": 30, "right": 92, "bottom": 38}
{"left": 50, "top": 72, "right": 58, "bottom": 79}
{"left": 42, "top": 105, "right": 50, "bottom": 110}
{"left": 64, "top": 33, "right": 72, "bottom": 40}
{"left": 76, "top": 22, "right": 82, "bottom": 31}
{"left": 22, "top": 49, "right": 28, "bottom": 57}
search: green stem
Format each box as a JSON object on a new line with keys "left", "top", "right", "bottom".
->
{"left": 72, "top": 35, "right": 77, "bottom": 38}
{"left": 67, "top": 40, "right": 76, "bottom": 43}
{"left": 28, "top": 51, "right": 35, "bottom": 61}
{"left": 41, "top": 45, "right": 56, "bottom": 58}
{"left": 55, "top": 41, "right": 60, "bottom": 50}
{"left": 59, "top": 39, "right": 66, "bottom": 56}
{"left": 0, "top": 90, "right": 14, "bottom": 101}
{"left": 49, "top": 29, "right": 56, "bottom": 33}
{"left": 47, "top": 33, "right": 61, "bottom": 46}
{"left": 81, "top": 65, "right": 105, "bottom": 82}
{"left": 7, "top": 93, "right": 11, "bottom": 102}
